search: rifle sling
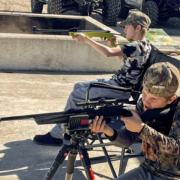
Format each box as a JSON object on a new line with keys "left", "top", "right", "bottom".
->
{"left": 139, "top": 100, "right": 178, "bottom": 135}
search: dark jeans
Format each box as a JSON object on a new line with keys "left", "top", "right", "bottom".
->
{"left": 114, "top": 167, "right": 162, "bottom": 180}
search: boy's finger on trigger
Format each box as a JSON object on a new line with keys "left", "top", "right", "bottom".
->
{"left": 97, "top": 116, "right": 103, "bottom": 125}
{"left": 100, "top": 120, "right": 106, "bottom": 131}
{"left": 93, "top": 116, "right": 99, "bottom": 124}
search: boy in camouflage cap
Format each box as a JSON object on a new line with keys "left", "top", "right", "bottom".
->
{"left": 117, "top": 11, "right": 151, "bottom": 30}
{"left": 34, "top": 12, "right": 152, "bottom": 146}
{"left": 90, "top": 62, "right": 180, "bottom": 180}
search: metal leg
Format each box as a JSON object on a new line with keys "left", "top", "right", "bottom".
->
{"left": 43, "top": 144, "right": 70, "bottom": 180}
{"left": 43, "top": 133, "right": 96, "bottom": 180}
{"left": 96, "top": 133, "right": 117, "bottom": 178}
{"left": 65, "top": 151, "right": 77, "bottom": 180}
{"left": 118, "top": 147, "right": 125, "bottom": 176}
{"left": 79, "top": 146, "right": 95, "bottom": 180}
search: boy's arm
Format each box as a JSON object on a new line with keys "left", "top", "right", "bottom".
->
{"left": 110, "top": 127, "right": 140, "bottom": 148}
{"left": 90, "top": 116, "right": 139, "bottom": 147}
{"left": 72, "top": 33, "right": 124, "bottom": 59}
{"left": 139, "top": 124, "right": 180, "bottom": 157}
{"left": 139, "top": 101, "right": 180, "bottom": 157}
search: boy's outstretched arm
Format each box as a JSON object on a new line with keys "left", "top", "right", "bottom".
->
{"left": 72, "top": 33, "right": 124, "bottom": 59}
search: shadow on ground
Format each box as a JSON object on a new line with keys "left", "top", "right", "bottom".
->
{"left": 0, "top": 139, "right": 143, "bottom": 180}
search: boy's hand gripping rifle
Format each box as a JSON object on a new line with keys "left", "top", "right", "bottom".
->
{"left": 33, "top": 26, "right": 127, "bottom": 47}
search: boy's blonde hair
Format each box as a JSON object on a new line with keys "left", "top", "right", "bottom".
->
{"left": 132, "top": 24, "right": 147, "bottom": 37}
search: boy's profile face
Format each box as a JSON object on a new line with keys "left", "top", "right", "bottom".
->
{"left": 124, "top": 24, "right": 140, "bottom": 40}
{"left": 142, "top": 88, "right": 176, "bottom": 111}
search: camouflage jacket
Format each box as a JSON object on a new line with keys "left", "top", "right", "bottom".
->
{"left": 111, "top": 97, "right": 180, "bottom": 180}
{"left": 137, "top": 97, "right": 180, "bottom": 180}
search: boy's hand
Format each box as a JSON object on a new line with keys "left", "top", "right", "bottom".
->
{"left": 89, "top": 116, "right": 114, "bottom": 136}
{"left": 121, "top": 110, "right": 144, "bottom": 133}
{"left": 72, "top": 33, "right": 87, "bottom": 43}
{"left": 104, "top": 36, "right": 117, "bottom": 46}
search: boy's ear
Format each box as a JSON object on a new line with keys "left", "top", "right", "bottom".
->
{"left": 136, "top": 25, "right": 142, "bottom": 32}
{"left": 167, "top": 95, "right": 177, "bottom": 104}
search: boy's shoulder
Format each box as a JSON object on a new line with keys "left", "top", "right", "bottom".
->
{"left": 127, "top": 39, "right": 150, "bottom": 46}
{"left": 173, "top": 97, "right": 180, "bottom": 117}
{"left": 122, "top": 40, "right": 151, "bottom": 57}
{"left": 123, "top": 40, "right": 151, "bottom": 50}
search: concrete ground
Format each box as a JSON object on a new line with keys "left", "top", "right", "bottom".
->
{"left": 0, "top": 1, "right": 180, "bottom": 180}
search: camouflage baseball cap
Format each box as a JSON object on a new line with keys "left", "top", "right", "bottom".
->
{"left": 117, "top": 11, "right": 151, "bottom": 29}
{"left": 143, "top": 62, "right": 180, "bottom": 98}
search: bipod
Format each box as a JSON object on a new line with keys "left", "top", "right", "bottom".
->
{"left": 43, "top": 133, "right": 95, "bottom": 180}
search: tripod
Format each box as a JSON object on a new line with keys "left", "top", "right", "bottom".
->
{"left": 43, "top": 129, "right": 95, "bottom": 180}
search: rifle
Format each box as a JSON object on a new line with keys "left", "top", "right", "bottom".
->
{"left": 0, "top": 97, "right": 175, "bottom": 134}
{"left": 0, "top": 81, "right": 176, "bottom": 134}
{"left": 32, "top": 26, "right": 127, "bottom": 47}
{"left": 0, "top": 99, "right": 133, "bottom": 135}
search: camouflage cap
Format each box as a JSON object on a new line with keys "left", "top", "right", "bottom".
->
{"left": 117, "top": 11, "right": 151, "bottom": 29}
{"left": 143, "top": 62, "right": 180, "bottom": 98}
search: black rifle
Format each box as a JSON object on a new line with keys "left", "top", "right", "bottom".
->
{"left": 0, "top": 82, "right": 176, "bottom": 180}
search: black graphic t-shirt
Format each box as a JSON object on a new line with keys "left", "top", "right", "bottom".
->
{"left": 112, "top": 40, "right": 151, "bottom": 87}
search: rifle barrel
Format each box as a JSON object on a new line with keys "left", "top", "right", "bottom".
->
{"left": 33, "top": 26, "right": 110, "bottom": 33}
{"left": 0, "top": 111, "right": 66, "bottom": 121}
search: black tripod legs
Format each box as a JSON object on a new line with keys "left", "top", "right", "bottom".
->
{"left": 43, "top": 144, "right": 70, "bottom": 180}
{"left": 64, "top": 145, "right": 95, "bottom": 180}
{"left": 78, "top": 146, "right": 95, "bottom": 180}
{"left": 43, "top": 134, "right": 96, "bottom": 180}
{"left": 65, "top": 150, "right": 77, "bottom": 180}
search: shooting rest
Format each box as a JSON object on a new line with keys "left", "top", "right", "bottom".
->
{"left": 41, "top": 97, "right": 136, "bottom": 180}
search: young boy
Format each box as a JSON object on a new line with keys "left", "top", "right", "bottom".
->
{"left": 33, "top": 12, "right": 152, "bottom": 146}
{"left": 90, "top": 62, "right": 180, "bottom": 180}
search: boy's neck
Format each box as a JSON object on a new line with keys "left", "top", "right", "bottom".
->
{"left": 133, "top": 34, "right": 146, "bottom": 41}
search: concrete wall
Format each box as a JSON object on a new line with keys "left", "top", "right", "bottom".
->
{"left": 0, "top": 12, "right": 128, "bottom": 72}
